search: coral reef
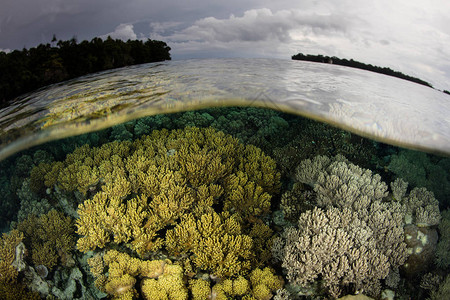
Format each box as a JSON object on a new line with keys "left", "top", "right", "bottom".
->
{"left": 190, "top": 278, "right": 212, "bottom": 299}
{"left": 0, "top": 282, "right": 40, "bottom": 300}
{"left": 420, "top": 272, "right": 442, "bottom": 292}
{"left": 387, "top": 149, "right": 450, "bottom": 207}
{"left": 30, "top": 127, "right": 280, "bottom": 262}
{"left": 388, "top": 179, "right": 441, "bottom": 276}
{"left": 248, "top": 267, "right": 284, "bottom": 299}
{"left": 0, "top": 229, "right": 24, "bottom": 283}
{"left": 296, "top": 155, "right": 388, "bottom": 211}
{"left": 88, "top": 250, "right": 187, "bottom": 299}
{"left": 16, "top": 209, "right": 75, "bottom": 270}
{"left": 141, "top": 264, "right": 188, "bottom": 300}
{"left": 276, "top": 155, "right": 414, "bottom": 298}
{"left": 189, "top": 267, "right": 282, "bottom": 300}
{"left": 429, "top": 274, "right": 450, "bottom": 300}
{"left": 5, "top": 105, "right": 450, "bottom": 300}
{"left": 435, "top": 209, "right": 450, "bottom": 268}
{"left": 51, "top": 267, "right": 88, "bottom": 300}
{"left": 402, "top": 224, "right": 439, "bottom": 276}
{"left": 280, "top": 183, "right": 315, "bottom": 223}
{"left": 272, "top": 118, "right": 379, "bottom": 177}
{"left": 16, "top": 179, "right": 52, "bottom": 222}
{"left": 390, "top": 178, "right": 441, "bottom": 227}
{"left": 165, "top": 211, "right": 253, "bottom": 278}
{"left": 275, "top": 206, "right": 407, "bottom": 298}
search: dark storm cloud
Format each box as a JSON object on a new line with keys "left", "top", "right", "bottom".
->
{"left": 0, "top": 0, "right": 265, "bottom": 50}
{"left": 172, "top": 9, "right": 353, "bottom": 44}
{"left": 0, "top": 0, "right": 449, "bottom": 91}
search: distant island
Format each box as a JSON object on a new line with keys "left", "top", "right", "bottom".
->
{"left": 0, "top": 36, "right": 171, "bottom": 106}
{"left": 292, "top": 53, "right": 438, "bottom": 88}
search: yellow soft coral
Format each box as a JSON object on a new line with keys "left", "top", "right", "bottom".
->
{"left": 189, "top": 269, "right": 282, "bottom": 300}
{"left": 249, "top": 267, "right": 283, "bottom": 300}
{"left": 224, "top": 171, "right": 272, "bottom": 218}
{"left": 0, "top": 282, "right": 40, "bottom": 300}
{"left": 248, "top": 223, "right": 275, "bottom": 268}
{"left": 190, "top": 279, "right": 211, "bottom": 300}
{"left": 30, "top": 127, "right": 280, "bottom": 260}
{"left": 0, "top": 230, "right": 24, "bottom": 283}
{"left": 166, "top": 212, "right": 253, "bottom": 278}
{"left": 76, "top": 192, "right": 158, "bottom": 255}
{"left": 16, "top": 210, "right": 75, "bottom": 270}
{"left": 89, "top": 250, "right": 179, "bottom": 299}
{"left": 141, "top": 265, "right": 188, "bottom": 300}
{"left": 104, "top": 274, "right": 137, "bottom": 297}
{"left": 237, "top": 144, "right": 281, "bottom": 194}
{"left": 219, "top": 276, "right": 250, "bottom": 296}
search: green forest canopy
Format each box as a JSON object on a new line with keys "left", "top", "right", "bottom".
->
{"left": 292, "top": 52, "right": 437, "bottom": 88}
{"left": 0, "top": 36, "right": 171, "bottom": 105}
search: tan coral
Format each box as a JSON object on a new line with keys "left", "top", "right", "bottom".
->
{"left": 278, "top": 206, "right": 406, "bottom": 298}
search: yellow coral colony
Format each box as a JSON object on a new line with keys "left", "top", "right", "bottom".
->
{"left": 165, "top": 211, "right": 253, "bottom": 278}
{"left": 89, "top": 250, "right": 187, "bottom": 300}
{"left": 17, "top": 209, "right": 75, "bottom": 270}
{"left": 30, "top": 126, "right": 282, "bottom": 298}
{"left": 0, "top": 230, "right": 24, "bottom": 283}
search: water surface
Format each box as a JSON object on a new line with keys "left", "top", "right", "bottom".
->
{"left": 1, "top": 58, "right": 449, "bottom": 161}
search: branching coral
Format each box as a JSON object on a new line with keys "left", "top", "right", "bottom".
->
{"left": 280, "top": 183, "right": 315, "bottom": 223}
{"left": 28, "top": 126, "right": 281, "bottom": 299}
{"left": 279, "top": 155, "right": 413, "bottom": 298}
{"left": 435, "top": 209, "right": 450, "bottom": 268}
{"left": 0, "top": 282, "right": 40, "bottom": 300}
{"left": 141, "top": 264, "right": 188, "bottom": 300}
{"left": 190, "top": 278, "right": 213, "bottom": 300}
{"left": 16, "top": 209, "right": 75, "bottom": 270}
{"left": 30, "top": 127, "right": 280, "bottom": 261}
{"left": 190, "top": 267, "right": 282, "bottom": 300}
{"left": 76, "top": 191, "right": 160, "bottom": 255}
{"left": 390, "top": 178, "right": 441, "bottom": 226}
{"left": 89, "top": 250, "right": 186, "bottom": 300}
{"left": 277, "top": 206, "right": 406, "bottom": 298}
{"left": 165, "top": 211, "right": 253, "bottom": 278}
{"left": 0, "top": 230, "right": 24, "bottom": 283}
{"left": 248, "top": 267, "right": 283, "bottom": 300}
{"left": 223, "top": 171, "right": 272, "bottom": 218}
{"left": 429, "top": 274, "right": 450, "bottom": 300}
{"left": 387, "top": 149, "right": 450, "bottom": 207}
{"left": 296, "top": 155, "right": 388, "bottom": 211}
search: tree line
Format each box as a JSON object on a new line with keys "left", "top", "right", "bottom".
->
{"left": 0, "top": 36, "right": 171, "bottom": 105}
{"left": 292, "top": 53, "right": 434, "bottom": 89}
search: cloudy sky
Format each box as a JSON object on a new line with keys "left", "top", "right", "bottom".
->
{"left": 1, "top": 0, "right": 449, "bottom": 90}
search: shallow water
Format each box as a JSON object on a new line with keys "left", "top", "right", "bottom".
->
{"left": 0, "top": 59, "right": 449, "bottom": 299}
{"left": 1, "top": 59, "right": 450, "bottom": 162}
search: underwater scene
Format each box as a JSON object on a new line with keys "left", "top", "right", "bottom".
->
{"left": 0, "top": 107, "right": 449, "bottom": 300}
{"left": 0, "top": 60, "right": 449, "bottom": 300}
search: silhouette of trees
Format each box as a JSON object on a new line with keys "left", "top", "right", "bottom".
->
{"left": 0, "top": 36, "right": 171, "bottom": 105}
{"left": 292, "top": 53, "right": 433, "bottom": 88}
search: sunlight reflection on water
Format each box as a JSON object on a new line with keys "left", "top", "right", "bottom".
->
{"left": 0, "top": 58, "right": 449, "bottom": 161}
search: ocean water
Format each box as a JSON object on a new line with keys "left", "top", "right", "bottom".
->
{"left": 0, "top": 59, "right": 449, "bottom": 299}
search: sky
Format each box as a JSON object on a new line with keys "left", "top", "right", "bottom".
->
{"left": 1, "top": 0, "right": 449, "bottom": 91}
